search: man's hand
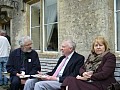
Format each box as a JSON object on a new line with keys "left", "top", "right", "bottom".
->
{"left": 37, "top": 71, "right": 42, "bottom": 75}
{"left": 16, "top": 73, "right": 24, "bottom": 77}
{"left": 37, "top": 71, "right": 57, "bottom": 81}
{"left": 41, "top": 76, "right": 57, "bottom": 81}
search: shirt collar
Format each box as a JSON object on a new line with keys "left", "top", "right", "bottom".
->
{"left": 67, "top": 51, "right": 74, "bottom": 60}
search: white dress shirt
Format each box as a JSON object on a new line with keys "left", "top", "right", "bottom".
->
{"left": 57, "top": 51, "right": 74, "bottom": 77}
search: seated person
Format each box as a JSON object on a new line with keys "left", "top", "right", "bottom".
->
{"left": 6, "top": 36, "right": 41, "bottom": 90}
{"left": 24, "top": 39, "right": 85, "bottom": 90}
{"left": 61, "top": 36, "right": 116, "bottom": 90}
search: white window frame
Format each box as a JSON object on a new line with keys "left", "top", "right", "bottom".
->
{"left": 30, "top": 2, "right": 41, "bottom": 50}
{"left": 30, "top": 0, "right": 58, "bottom": 52}
{"left": 43, "top": 0, "right": 58, "bottom": 52}
{"left": 114, "top": 0, "right": 120, "bottom": 53}
{"left": 43, "top": 0, "right": 45, "bottom": 51}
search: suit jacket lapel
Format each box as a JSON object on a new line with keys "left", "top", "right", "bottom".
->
{"left": 63, "top": 52, "right": 76, "bottom": 74}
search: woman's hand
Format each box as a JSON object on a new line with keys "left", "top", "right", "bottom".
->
{"left": 82, "top": 71, "right": 93, "bottom": 79}
{"left": 76, "top": 75, "right": 88, "bottom": 80}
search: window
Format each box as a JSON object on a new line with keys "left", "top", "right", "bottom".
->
{"left": 115, "top": 0, "right": 120, "bottom": 51}
{"left": 30, "top": 2, "right": 40, "bottom": 50}
{"left": 30, "top": 0, "right": 58, "bottom": 51}
{"left": 44, "top": 0, "right": 58, "bottom": 51}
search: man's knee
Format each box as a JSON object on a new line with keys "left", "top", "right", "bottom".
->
{"left": 35, "top": 82, "right": 40, "bottom": 87}
{"left": 24, "top": 79, "right": 38, "bottom": 90}
{"left": 11, "top": 79, "right": 20, "bottom": 85}
{"left": 25, "top": 79, "right": 31, "bottom": 85}
{"left": 25, "top": 79, "right": 35, "bottom": 85}
{"left": 11, "top": 76, "right": 20, "bottom": 85}
{"left": 35, "top": 81, "right": 43, "bottom": 89}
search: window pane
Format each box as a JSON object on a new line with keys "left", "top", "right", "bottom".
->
{"left": 44, "top": 0, "right": 58, "bottom": 51}
{"left": 117, "top": 12, "right": 120, "bottom": 50}
{"left": 31, "top": 1, "right": 40, "bottom": 50}
{"left": 44, "top": 23, "right": 58, "bottom": 51}
{"left": 44, "top": 0, "right": 57, "bottom": 24}
{"left": 116, "top": 0, "right": 120, "bottom": 10}
{"left": 31, "top": 27, "right": 40, "bottom": 50}
{"left": 31, "top": 3, "right": 40, "bottom": 27}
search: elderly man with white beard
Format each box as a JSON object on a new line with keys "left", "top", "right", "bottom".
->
{"left": 6, "top": 36, "right": 41, "bottom": 90}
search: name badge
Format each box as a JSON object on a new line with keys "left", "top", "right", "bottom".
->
{"left": 28, "top": 59, "right": 31, "bottom": 62}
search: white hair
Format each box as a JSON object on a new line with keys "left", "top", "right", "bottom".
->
{"left": 63, "top": 39, "right": 76, "bottom": 50}
{"left": 19, "top": 36, "right": 32, "bottom": 46}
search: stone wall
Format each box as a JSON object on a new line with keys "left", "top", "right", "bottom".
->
{"left": 10, "top": 0, "right": 28, "bottom": 49}
{"left": 0, "top": 24, "right": 2, "bottom": 29}
{"left": 0, "top": 0, "right": 28, "bottom": 49}
{"left": 58, "top": 0, "right": 114, "bottom": 58}
{"left": 1, "top": 0, "right": 117, "bottom": 59}
{"left": 11, "top": 0, "right": 116, "bottom": 59}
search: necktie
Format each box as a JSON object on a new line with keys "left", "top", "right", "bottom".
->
{"left": 53, "top": 57, "right": 68, "bottom": 77}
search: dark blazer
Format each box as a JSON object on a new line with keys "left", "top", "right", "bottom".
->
{"left": 6, "top": 48, "right": 41, "bottom": 76}
{"left": 47, "top": 51, "right": 85, "bottom": 83}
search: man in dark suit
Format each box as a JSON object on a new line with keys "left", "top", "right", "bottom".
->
{"left": 24, "top": 39, "right": 85, "bottom": 90}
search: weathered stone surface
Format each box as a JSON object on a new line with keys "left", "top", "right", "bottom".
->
{"left": 59, "top": 0, "right": 114, "bottom": 57}
{"left": 0, "top": 0, "right": 116, "bottom": 59}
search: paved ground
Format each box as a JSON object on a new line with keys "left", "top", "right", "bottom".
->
{"left": 0, "top": 85, "right": 9, "bottom": 90}
{"left": 0, "top": 87, "right": 6, "bottom": 90}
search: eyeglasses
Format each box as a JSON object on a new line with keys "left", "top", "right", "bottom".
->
{"left": 24, "top": 43, "right": 32, "bottom": 46}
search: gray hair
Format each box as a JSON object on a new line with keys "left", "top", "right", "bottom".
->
{"left": 64, "top": 39, "right": 76, "bottom": 50}
{"left": 19, "top": 36, "right": 32, "bottom": 46}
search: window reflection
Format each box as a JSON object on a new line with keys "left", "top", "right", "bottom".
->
{"left": 44, "top": 0, "right": 58, "bottom": 51}
{"left": 30, "top": 0, "right": 58, "bottom": 51}
{"left": 31, "top": 2, "right": 40, "bottom": 50}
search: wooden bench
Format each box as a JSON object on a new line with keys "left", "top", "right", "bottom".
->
{"left": 4, "top": 58, "right": 120, "bottom": 90}
{"left": 114, "top": 62, "right": 120, "bottom": 81}
{"left": 40, "top": 58, "right": 58, "bottom": 74}
{"left": 2, "top": 58, "right": 58, "bottom": 90}
{"left": 3, "top": 59, "right": 120, "bottom": 80}
{"left": 3, "top": 58, "right": 58, "bottom": 78}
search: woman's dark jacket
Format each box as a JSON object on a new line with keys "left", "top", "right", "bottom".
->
{"left": 80, "top": 52, "right": 116, "bottom": 90}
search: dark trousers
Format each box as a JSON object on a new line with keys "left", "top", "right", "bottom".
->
{"left": 10, "top": 76, "right": 23, "bottom": 90}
